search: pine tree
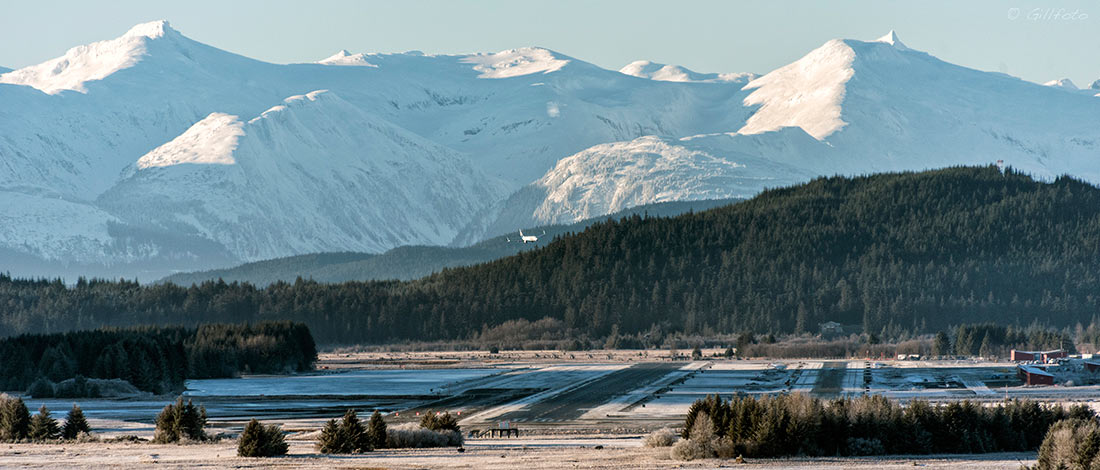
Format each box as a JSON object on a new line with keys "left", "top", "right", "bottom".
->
{"left": 338, "top": 409, "right": 368, "bottom": 452}
{"left": 237, "top": 418, "right": 288, "bottom": 457}
{"left": 153, "top": 397, "right": 207, "bottom": 443}
{"left": 153, "top": 401, "right": 180, "bottom": 443}
{"left": 179, "top": 398, "right": 206, "bottom": 441}
{"left": 932, "top": 332, "right": 951, "bottom": 357}
{"left": 0, "top": 396, "right": 31, "bottom": 442}
{"left": 28, "top": 405, "right": 60, "bottom": 441}
{"left": 61, "top": 404, "right": 90, "bottom": 440}
{"left": 367, "top": 411, "right": 387, "bottom": 450}
{"left": 317, "top": 419, "right": 341, "bottom": 453}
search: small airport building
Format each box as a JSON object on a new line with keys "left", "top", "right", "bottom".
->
{"left": 1017, "top": 365, "right": 1055, "bottom": 386}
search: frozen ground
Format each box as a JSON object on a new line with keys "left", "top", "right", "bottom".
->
{"left": 13, "top": 354, "right": 1099, "bottom": 430}
{"left": 6, "top": 352, "right": 1089, "bottom": 469}
{"left": 185, "top": 368, "right": 499, "bottom": 397}
{"left": 0, "top": 438, "right": 1039, "bottom": 470}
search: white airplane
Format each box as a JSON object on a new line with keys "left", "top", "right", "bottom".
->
{"left": 508, "top": 230, "right": 545, "bottom": 244}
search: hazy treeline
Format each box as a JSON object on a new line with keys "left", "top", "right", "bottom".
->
{"left": 0, "top": 322, "right": 316, "bottom": 394}
{"left": 681, "top": 394, "right": 1090, "bottom": 458}
{"left": 932, "top": 323, "right": 1072, "bottom": 358}
{"left": 2, "top": 167, "right": 1099, "bottom": 345}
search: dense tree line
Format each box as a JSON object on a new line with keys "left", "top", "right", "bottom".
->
{"left": 679, "top": 394, "right": 1090, "bottom": 458}
{"left": 2, "top": 167, "right": 1099, "bottom": 344}
{"left": 930, "top": 323, "right": 1074, "bottom": 358}
{"left": 0, "top": 322, "right": 316, "bottom": 394}
{"left": 0, "top": 396, "right": 90, "bottom": 442}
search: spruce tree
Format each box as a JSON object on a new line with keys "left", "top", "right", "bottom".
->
{"left": 153, "top": 401, "right": 180, "bottom": 443}
{"left": 179, "top": 398, "right": 206, "bottom": 441}
{"left": 28, "top": 405, "right": 60, "bottom": 441}
{"left": 238, "top": 418, "right": 288, "bottom": 457}
{"left": 316, "top": 418, "right": 341, "bottom": 453}
{"left": 61, "top": 404, "right": 90, "bottom": 440}
{"left": 367, "top": 411, "right": 387, "bottom": 450}
{"left": 338, "top": 409, "right": 368, "bottom": 452}
{"left": 0, "top": 396, "right": 31, "bottom": 442}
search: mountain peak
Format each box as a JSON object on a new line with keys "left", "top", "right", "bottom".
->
{"left": 1043, "top": 78, "right": 1079, "bottom": 90}
{"left": 874, "top": 30, "right": 910, "bottom": 50}
{"left": 738, "top": 39, "right": 856, "bottom": 140}
{"left": 461, "top": 47, "right": 569, "bottom": 79}
{"left": 318, "top": 49, "right": 377, "bottom": 67}
{"left": 123, "top": 20, "right": 176, "bottom": 40}
{"left": 0, "top": 19, "right": 186, "bottom": 94}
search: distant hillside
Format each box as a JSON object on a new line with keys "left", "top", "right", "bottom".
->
{"left": 161, "top": 198, "right": 741, "bottom": 286}
{"left": 4, "top": 167, "right": 1100, "bottom": 345}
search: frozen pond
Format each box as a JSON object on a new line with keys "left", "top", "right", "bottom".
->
{"left": 184, "top": 368, "right": 499, "bottom": 397}
{"left": 20, "top": 368, "right": 501, "bottom": 424}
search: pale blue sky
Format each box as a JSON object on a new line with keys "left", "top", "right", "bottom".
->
{"left": 2, "top": 0, "right": 1098, "bottom": 86}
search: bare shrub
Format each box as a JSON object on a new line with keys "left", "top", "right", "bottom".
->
{"left": 643, "top": 428, "right": 677, "bottom": 447}
{"left": 671, "top": 438, "right": 708, "bottom": 460}
{"left": 385, "top": 422, "right": 463, "bottom": 448}
{"left": 671, "top": 412, "right": 716, "bottom": 460}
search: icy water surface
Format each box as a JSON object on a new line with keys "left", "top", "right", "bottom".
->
{"left": 185, "top": 368, "right": 499, "bottom": 397}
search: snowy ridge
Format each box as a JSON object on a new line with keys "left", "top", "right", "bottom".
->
{"left": 461, "top": 47, "right": 569, "bottom": 78}
{"left": 101, "top": 89, "right": 506, "bottom": 261}
{"left": 0, "top": 20, "right": 177, "bottom": 94}
{"left": 1043, "top": 78, "right": 1079, "bottom": 90}
{"left": 137, "top": 113, "right": 244, "bottom": 169}
{"left": 317, "top": 49, "right": 378, "bottom": 67}
{"left": 737, "top": 39, "right": 856, "bottom": 140}
{"left": 619, "top": 60, "right": 756, "bottom": 84}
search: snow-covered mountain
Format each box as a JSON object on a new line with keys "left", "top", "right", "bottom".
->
{"left": 1, "top": 22, "right": 1098, "bottom": 280}
{"left": 100, "top": 90, "right": 504, "bottom": 261}
{"left": 463, "top": 31, "right": 1100, "bottom": 241}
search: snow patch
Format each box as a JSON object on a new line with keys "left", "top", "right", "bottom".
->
{"left": 461, "top": 47, "right": 568, "bottom": 79}
{"left": 136, "top": 113, "right": 244, "bottom": 169}
{"left": 318, "top": 49, "right": 378, "bottom": 67}
{"left": 546, "top": 101, "right": 560, "bottom": 118}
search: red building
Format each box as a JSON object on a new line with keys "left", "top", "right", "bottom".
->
{"left": 1010, "top": 349, "right": 1067, "bottom": 362}
{"left": 1017, "top": 365, "right": 1055, "bottom": 386}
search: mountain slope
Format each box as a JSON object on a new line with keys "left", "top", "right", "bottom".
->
{"left": 99, "top": 90, "right": 506, "bottom": 262}
{"left": 162, "top": 198, "right": 739, "bottom": 286}
{"left": 5, "top": 167, "right": 1100, "bottom": 345}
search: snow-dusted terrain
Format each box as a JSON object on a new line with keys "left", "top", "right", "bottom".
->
{"left": 619, "top": 60, "right": 757, "bottom": 84}
{"left": 1, "top": 22, "right": 1098, "bottom": 279}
